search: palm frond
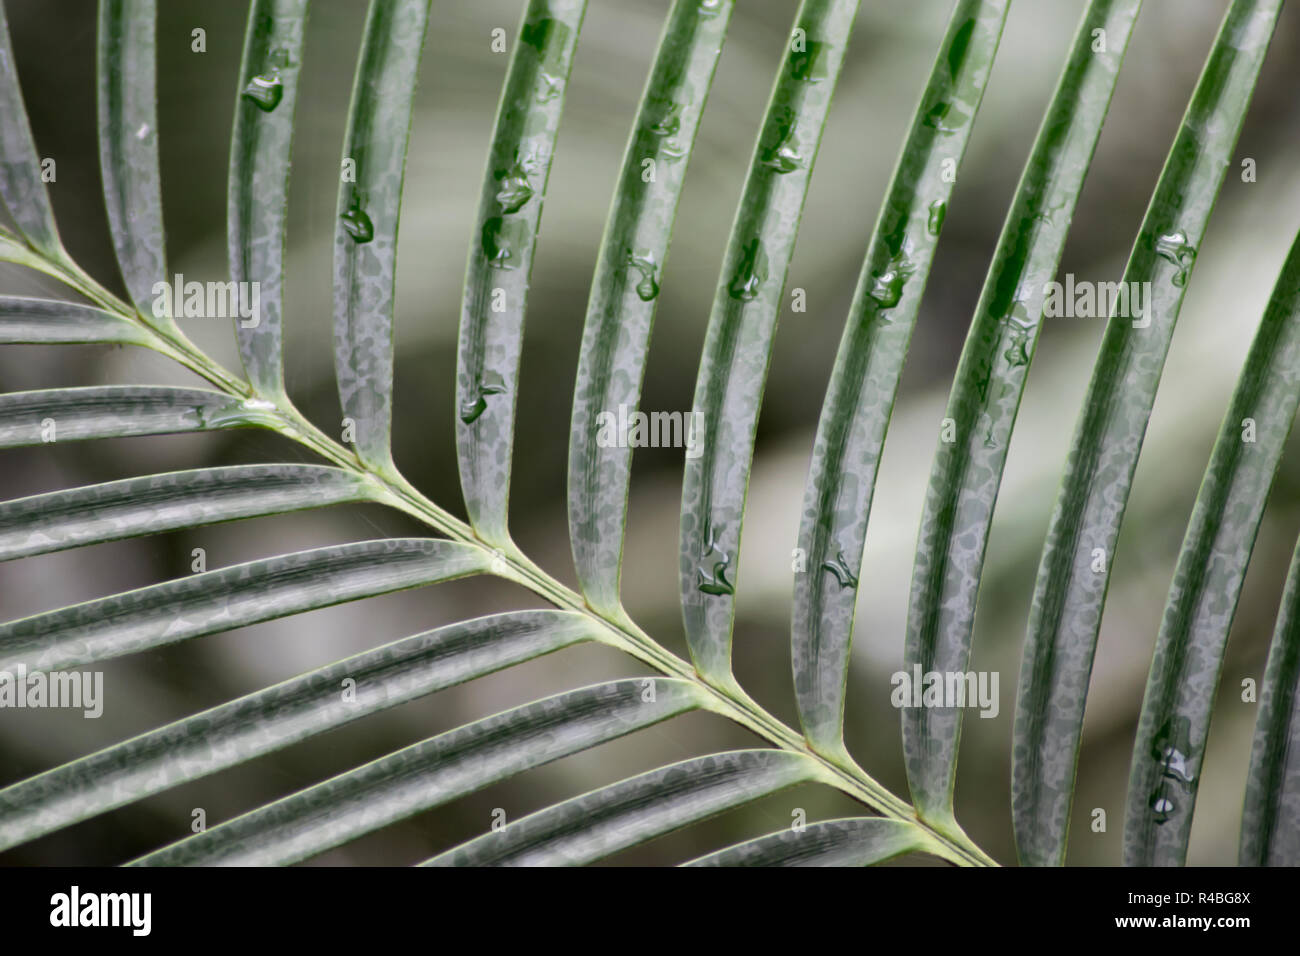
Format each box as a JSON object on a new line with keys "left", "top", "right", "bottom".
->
{"left": 0, "top": 0, "right": 1294, "bottom": 869}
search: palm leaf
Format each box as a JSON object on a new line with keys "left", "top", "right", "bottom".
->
{"left": 229, "top": 0, "right": 310, "bottom": 399}
{"left": 0, "top": 464, "right": 373, "bottom": 561}
{"left": 568, "top": 0, "right": 732, "bottom": 619}
{"left": 456, "top": 0, "right": 586, "bottom": 547}
{"left": 0, "top": 539, "right": 490, "bottom": 673}
{"left": 0, "top": 2, "right": 61, "bottom": 259}
{"left": 0, "top": 296, "right": 149, "bottom": 345}
{"left": 332, "top": 0, "right": 432, "bottom": 474}
{"left": 1241, "top": 532, "right": 1300, "bottom": 865}
{"left": 1014, "top": 0, "right": 1282, "bottom": 867}
{"left": 684, "top": 817, "right": 941, "bottom": 867}
{"left": 0, "top": 386, "right": 268, "bottom": 447}
{"left": 1, "top": 0, "right": 1294, "bottom": 869}
{"left": 793, "top": 0, "right": 1009, "bottom": 760}
{"left": 680, "top": 0, "right": 860, "bottom": 684}
{"left": 0, "top": 610, "right": 598, "bottom": 852}
{"left": 1123, "top": 225, "right": 1300, "bottom": 865}
{"left": 904, "top": 0, "right": 1141, "bottom": 836}
{"left": 96, "top": 0, "right": 173, "bottom": 331}
{"left": 424, "top": 750, "right": 822, "bottom": 866}
{"left": 129, "top": 679, "right": 711, "bottom": 866}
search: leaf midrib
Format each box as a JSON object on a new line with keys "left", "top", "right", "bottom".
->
{"left": 5, "top": 229, "right": 996, "bottom": 867}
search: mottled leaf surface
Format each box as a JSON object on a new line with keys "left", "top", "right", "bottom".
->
{"left": 680, "top": 0, "right": 860, "bottom": 681}
{"left": 904, "top": 0, "right": 1141, "bottom": 835}
{"left": 131, "top": 679, "right": 708, "bottom": 866}
{"left": 333, "top": 0, "right": 431, "bottom": 472}
{"left": 427, "top": 749, "right": 820, "bottom": 866}
{"left": 0, "top": 610, "right": 597, "bottom": 852}
{"left": 0, "top": 464, "right": 373, "bottom": 561}
{"left": 0, "top": 538, "right": 489, "bottom": 672}
{"left": 793, "top": 0, "right": 1009, "bottom": 755}
{"left": 456, "top": 0, "right": 585, "bottom": 546}
{"left": 1124, "top": 219, "right": 1300, "bottom": 866}
{"left": 685, "top": 816, "right": 939, "bottom": 866}
{"left": 1012, "top": 0, "right": 1281, "bottom": 868}
{"left": 567, "top": 0, "right": 732, "bottom": 617}
{"left": 229, "top": 0, "right": 310, "bottom": 396}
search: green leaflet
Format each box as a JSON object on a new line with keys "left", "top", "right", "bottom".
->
{"left": 130, "top": 678, "right": 709, "bottom": 866}
{"left": 425, "top": 749, "right": 820, "bottom": 866}
{"left": 1241, "top": 532, "right": 1300, "bottom": 866}
{"left": 0, "top": 464, "right": 374, "bottom": 561}
{"left": 333, "top": 0, "right": 431, "bottom": 473}
{"left": 679, "top": 0, "right": 860, "bottom": 683}
{"left": 684, "top": 816, "right": 940, "bottom": 866}
{"left": 904, "top": 0, "right": 1141, "bottom": 835}
{"left": 0, "top": 385, "right": 276, "bottom": 448}
{"left": 96, "top": 0, "right": 173, "bottom": 331}
{"left": 0, "top": 2, "right": 61, "bottom": 258}
{"left": 456, "top": 0, "right": 586, "bottom": 547}
{"left": 567, "top": 0, "right": 733, "bottom": 618}
{"left": 1124, "top": 226, "right": 1300, "bottom": 866}
{"left": 0, "top": 610, "right": 598, "bottom": 852}
{"left": 0, "top": 295, "right": 149, "bottom": 345}
{"left": 229, "top": 0, "right": 310, "bottom": 398}
{"left": 1014, "top": 0, "right": 1281, "bottom": 868}
{"left": 792, "top": 0, "right": 1009, "bottom": 758}
{"left": 0, "top": 538, "right": 489, "bottom": 673}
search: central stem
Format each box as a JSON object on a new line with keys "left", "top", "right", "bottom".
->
{"left": 28, "top": 248, "right": 998, "bottom": 868}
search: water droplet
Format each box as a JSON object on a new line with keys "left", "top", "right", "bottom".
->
{"left": 822, "top": 551, "right": 858, "bottom": 589}
{"left": 340, "top": 196, "right": 374, "bottom": 244}
{"left": 494, "top": 152, "right": 536, "bottom": 214}
{"left": 1154, "top": 230, "right": 1196, "bottom": 288}
{"left": 791, "top": 40, "right": 828, "bottom": 82}
{"left": 201, "top": 397, "right": 284, "bottom": 429}
{"left": 869, "top": 268, "right": 907, "bottom": 309}
{"left": 1003, "top": 329, "right": 1030, "bottom": 367}
{"left": 698, "top": 0, "right": 722, "bottom": 15}
{"left": 696, "top": 521, "right": 734, "bottom": 596}
{"left": 927, "top": 199, "right": 946, "bottom": 237}
{"left": 661, "top": 140, "right": 688, "bottom": 162}
{"left": 1149, "top": 784, "right": 1176, "bottom": 824}
{"left": 482, "top": 217, "right": 527, "bottom": 268}
{"left": 759, "top": 110, "right": 803, "bottom": 174}
{"left": 241, "top": 49, "right": 292, "bottom": 112}
{"left": 242, "top": 74, "right": 283, "bottom": 112}
{"left": 459, "top": 372, "right": 508, "bottom": 424}
{"left": 728, "top": 237, "right": 768, "bottom": 301}
{"left": 650, "top": 101, "right": 683, "bottom": 138}
{"left": 134, "top": 122, "right": 151, "bottom": 141}
{"left": 626, "top": 250, "right": 659, "bottom": 301}
{"left": 1152, "top": 715, "right": 1195, "bottom": 783}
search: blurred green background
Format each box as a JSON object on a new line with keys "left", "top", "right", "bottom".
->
{"left": 1, "top": 0, "right": 1298, "bottom": 865}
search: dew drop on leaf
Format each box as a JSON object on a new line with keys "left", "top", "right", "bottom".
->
{"left": 340, "top": 197, "right": 374, "bottom": 244}
{"left": 1154, "top": 230, "right": 1196, "bottom": 288}
{"left": 927, "top": 199, "right": 946, "bottom": 237}
{"left": 728, "top": 237, "right": 768, "bottom": 301}
{"left": 242, "top": 74, "right": 283, "bottom": 112}
{"left": 626, "top": 250, "right": 660, "bottom": 301}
